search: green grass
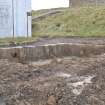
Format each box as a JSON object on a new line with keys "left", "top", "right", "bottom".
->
{"left": 32, "top": 6, "right": 105, "bottom": 37}
{"left": 1, "top": 6, "right": 105, "bottom": 45}
{"left": 32, "top": 7, "right": 66, "bottom": 17}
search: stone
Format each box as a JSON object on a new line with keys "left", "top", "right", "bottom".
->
{"left": 47, "top": 95, "right": 56, "bottom": 105}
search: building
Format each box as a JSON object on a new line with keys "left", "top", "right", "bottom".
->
{"left": 69, "top": 0, "right": 105, "bottom": 7}
{"left": 0, "top": 0, "right": 31, "bottom": 38}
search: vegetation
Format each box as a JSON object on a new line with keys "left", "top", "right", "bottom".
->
{"left": 1, "top": 6, "right": 105, "bottom": 45}
{"left": 32, "top": 8, "right": 65, "bottom": 17}
{"left": 32, "top": 6, "right": 105, "bottom": 37}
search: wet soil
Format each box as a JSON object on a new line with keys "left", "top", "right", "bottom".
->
{"left": 0, "top": 53, "right": 105, "bottom": 105}
{"left": 24, "top": 37, "right": 105, "bottom": 46}
{"left": 2, "top": 37, "right": 105, "bottom": 48}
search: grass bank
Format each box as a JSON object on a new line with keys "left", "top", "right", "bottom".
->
{"left": 32, "top": 6, "right": 105, "bottom": 37}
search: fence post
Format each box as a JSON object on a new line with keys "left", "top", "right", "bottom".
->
{"left": 27, "top": 12, "right": 32, "bottom": 38}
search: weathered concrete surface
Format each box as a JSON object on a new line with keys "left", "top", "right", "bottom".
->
{"left": 0, "top": 43, "right": 105, "bottom": 62}
{"left": 0, "top": 0, "right": 31, "bottom": 37}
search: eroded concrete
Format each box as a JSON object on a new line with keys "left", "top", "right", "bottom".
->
{"left": 0, "top": 43, "right": 105, "bottom": 63}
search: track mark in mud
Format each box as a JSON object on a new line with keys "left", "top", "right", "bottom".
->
{"left": 56, "top": 72, "right": 71, "bottom": 78}
{"left": 67, "top": 75, "right": 95, "bottom": 95}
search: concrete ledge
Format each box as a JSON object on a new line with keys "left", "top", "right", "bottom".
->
{"left": 0, "top": 43, "right": 105, "bottom": 62}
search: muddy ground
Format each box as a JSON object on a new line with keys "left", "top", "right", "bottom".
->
{"left": 24, "top": 37, "right": 105, "bottom": 46}
{"left": 6, "top": 37, "right": 105, "bottom": 47}
{"left": 0, "top": 52, "right": 105, "bottom": 105}
{"left": 0, "top": 37, "right": 105, "bottom": 105}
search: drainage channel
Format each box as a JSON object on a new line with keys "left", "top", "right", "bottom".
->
{"left": 0, "top": 43, "right": 105, "bottom": 62}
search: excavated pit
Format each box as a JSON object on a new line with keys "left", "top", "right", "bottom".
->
{"left": 0, "top": 38, "right": 105, "bottom": 105}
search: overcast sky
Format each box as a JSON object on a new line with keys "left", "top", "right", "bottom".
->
{"left": 32, "top": 0, "right": 69, "bottom": 10}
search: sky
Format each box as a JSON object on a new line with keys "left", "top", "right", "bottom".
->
{"left": 32, "top": 0, "right": 69, "bottom": 10}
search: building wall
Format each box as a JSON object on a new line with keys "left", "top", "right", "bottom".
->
{"left": 0, "top": 0, "right": 31, "bottom": 38}
{"left": 0, "top": 0, "right": 13, "bottom": 37}
{"left": 70, "top": 0, "right": 105, "bottom": 7}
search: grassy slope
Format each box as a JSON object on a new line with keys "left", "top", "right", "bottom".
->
{"left": 32, "top": 7, "right": 65, "bottom": 17}
{"left": 32, "top": 6, "right": 105, "bottom": 37}
{"left": 1, "top": 6, "right": 105, "bottom": 45}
